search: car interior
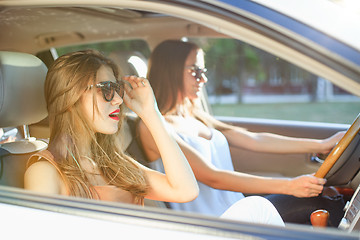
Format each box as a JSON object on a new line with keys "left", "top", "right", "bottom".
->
{"left": 0, "top": 51, "right": 48, "bottom": 188}
{"left": 0, "top": 3, "right": 360, "bottom": 237}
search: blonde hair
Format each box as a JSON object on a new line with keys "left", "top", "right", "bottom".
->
{"left": 45, "top": 50, "right": 148, "bottom": 202}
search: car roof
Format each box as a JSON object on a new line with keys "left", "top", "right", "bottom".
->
{"left": 0, "top": 7, "right": 202, "bottom": 53}
{"left": 253, "top": 0, "right": 360, "bottom": 51}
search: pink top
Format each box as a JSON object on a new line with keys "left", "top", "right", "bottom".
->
{"left": 26, "top": 150, "right": 143, "bottom": 205}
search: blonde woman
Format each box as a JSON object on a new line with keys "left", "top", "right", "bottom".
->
{"left": 139, "top": 40, "right": 345, "bottom": 226}
{"left": 24, "top": 49, "right": 285, "bottom": 227}
{"left": 24, "top": 49, "right": 198, "bottom": 205}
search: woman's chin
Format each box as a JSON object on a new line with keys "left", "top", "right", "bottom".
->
{"left": 96, "top": 126, "right": 119, "bottom": 135}
{"left": 109, "top": 127, "right": 119, "bottom": 135}
{"left": 188, "top": 92, "right": 201, "bottom": 100}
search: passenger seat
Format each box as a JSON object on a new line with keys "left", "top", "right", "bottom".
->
{"left": 0, "top": 51, "right": 48, "bottom": 188}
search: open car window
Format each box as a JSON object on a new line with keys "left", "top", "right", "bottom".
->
{"left": 187, "top": 38, "right": 360, "bottom": 125}
{"left": 53, "top": 36, "right": 360, "bottom": 125}
{"left": 1, "top": 1, "right": 360, "bottom": 239}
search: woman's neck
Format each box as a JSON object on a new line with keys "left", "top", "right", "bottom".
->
{"left": 166, "top": 98, "right": 194, "bottom": 117}
{"left": 48, "top": 134, "right": 92, "bottom": 159}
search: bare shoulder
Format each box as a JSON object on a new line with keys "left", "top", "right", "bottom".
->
{"left": 24, "top": 159, "right": 64, "bottom": 195}
{"left": 25, "top": 160, "right": 58, "bottom": 177}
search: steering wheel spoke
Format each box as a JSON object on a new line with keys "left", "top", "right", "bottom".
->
{"left": 315, "top": 114, "right": 360, "bottom": 179}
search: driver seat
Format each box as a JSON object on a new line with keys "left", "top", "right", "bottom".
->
{"left": 0, "top": 51, "right": 48, "bottom": 188}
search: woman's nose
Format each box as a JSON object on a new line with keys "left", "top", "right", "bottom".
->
{"left": 199, "top": 73, "right": 208, "bottom": 83}
{"left": 112, "top": 91, "right": 123, "bottom": 105}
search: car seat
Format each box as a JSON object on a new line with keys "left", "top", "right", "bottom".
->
{"left": 0, "top": 51, "right": 48, "bottom": 188}
{"left": 108, "top": 50, "right": 148, "bottom": 78}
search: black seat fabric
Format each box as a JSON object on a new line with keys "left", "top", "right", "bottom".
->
{"left": 125, "top": 114, "right": 151, "bottom": 167}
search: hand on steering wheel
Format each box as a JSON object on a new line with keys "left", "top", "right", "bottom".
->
{"left": 315, "top": 114, "right": 360, "bottom": 178}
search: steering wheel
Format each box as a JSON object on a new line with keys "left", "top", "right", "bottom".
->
{"left": 315, "top": 114, "right": 360, "bottom": 186}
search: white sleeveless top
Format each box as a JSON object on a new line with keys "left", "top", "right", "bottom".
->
{"left": 150, "top": 128, "right": 244, "bottom": 217}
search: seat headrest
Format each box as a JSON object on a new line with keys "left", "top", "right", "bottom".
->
{"left": 109, "top": 51, "right": 148, "bottom": 78}
{"left": 0, "top": 51, "right": 47, "bottom": 128}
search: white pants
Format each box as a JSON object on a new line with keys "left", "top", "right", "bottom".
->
{"left": 220, "top": 196, "right": 285, "bottom": 227}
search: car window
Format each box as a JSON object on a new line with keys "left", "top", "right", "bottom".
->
{"left": 189, "top": 38, "right": 360, "bottom": 124}
{"left": 56, "top": 37, "right": 360, "bottom": 125}
{"left": 55, "top": 40, "right": 150, "bottom": 79}
{"left": 56, "top": 39, "right": 150, "bottom": 59}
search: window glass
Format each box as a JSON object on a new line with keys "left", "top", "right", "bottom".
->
{"left": 191, "top": 38, "right": 360, "bottom": 124}
{"left": 56, "top": 40, "right": 150, "bottom": 58}
{"left": 56, "top": 39, "right": 150, "bottom": 78}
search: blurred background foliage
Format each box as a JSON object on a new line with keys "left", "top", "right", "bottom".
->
{"left": 57, "top": 38, "right": 359, "bottom": 124}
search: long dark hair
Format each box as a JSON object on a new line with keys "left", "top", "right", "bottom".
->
{"left": 147, "top": 40, "right": 199, "bottom": 114}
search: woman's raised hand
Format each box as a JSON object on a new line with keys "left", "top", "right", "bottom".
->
{"left": 123, "top": 75, "right": 199, "bottom": 202}
{"left": 122, "top": 75, "right": 158, "bottom": 118}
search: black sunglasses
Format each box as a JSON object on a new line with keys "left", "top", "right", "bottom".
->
{"left": 88, "top": 81, "right": 125, "bottom": 102}
{"left": 186, "top": 65, "right": 207, "bottom": 81}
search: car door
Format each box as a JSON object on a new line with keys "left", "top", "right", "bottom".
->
{"left": 217, "top": 116, "right": 350, "bottom": 178}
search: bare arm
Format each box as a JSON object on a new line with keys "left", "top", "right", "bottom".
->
{"left": 223, "top": 128, "right": 344, "bottom": 154}
{"left": 175, "top": 135, "right": 326, "bottom": 198}
{"left": 123, "top": 76, "right": 198, "bottom": 203}
{"left": 197, "top": 110, "right": 344, "bottom": 154}
{"left": 139, "top": 123, "right": 325, "bottom": 198}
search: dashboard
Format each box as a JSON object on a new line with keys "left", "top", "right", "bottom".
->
{"left": 339, "top": 184, "right": 360, "bottom": 231}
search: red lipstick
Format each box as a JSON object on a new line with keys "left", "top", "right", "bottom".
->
{"left": 109, "top": 109, "right": 120, "bottom": 121}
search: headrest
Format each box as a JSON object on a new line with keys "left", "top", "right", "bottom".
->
{"left": 109, "top": 51, "right": 148, "bottom": 78}
{"left": 0, "top": 51, "right": 48, "bottom": 128}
